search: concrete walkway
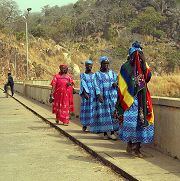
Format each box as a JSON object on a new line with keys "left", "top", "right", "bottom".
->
{"left": 0, "top": 91, "right": 124, "bottom": 181}
{"left": 2, "top": 91, "right": 180, "bottom": 181}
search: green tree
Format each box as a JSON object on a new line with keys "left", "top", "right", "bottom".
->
{"left": 0, "top": 0, "right": 20, "bottom": 30}
{"left": 31, "top": 26, "right": 46, "bottom": 38}
{"left": 128, "top": 7, "right": 166, "bottom": 38}
{"left": 108, "top": 1, "right": 136, "bottom": 24}
{"left": 166, "top": 50, "right": 180, "bottom": 72}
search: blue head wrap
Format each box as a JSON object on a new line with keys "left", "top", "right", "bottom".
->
{"left": 85, "top": 60, "right": 93, "bottom": 64}
{"left": 132, "top": 41, "right": 142, "bottom": 48}
{"left": 128, "top": 41, "right": 142, "bottom": 56}
{"left": 128, "top": 47, "right": 142, "bottom": 56}
{"left": 99, "top": 56, "right": 109, "bottom": 63}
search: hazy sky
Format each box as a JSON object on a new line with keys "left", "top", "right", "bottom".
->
{"left": 15, "top": 0, "right": 78, "bottom": 12}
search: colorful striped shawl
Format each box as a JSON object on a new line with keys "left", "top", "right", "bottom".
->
{"left": 117, "top": 59, "right": 154, "bottom": 126}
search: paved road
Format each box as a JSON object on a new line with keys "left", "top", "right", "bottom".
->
{"left": 0, "top": 92, "right": 124, "bottom": 181}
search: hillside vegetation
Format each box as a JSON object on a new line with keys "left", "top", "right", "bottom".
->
{"left": 0, "top": 0, "right": 179, "bottom": 97}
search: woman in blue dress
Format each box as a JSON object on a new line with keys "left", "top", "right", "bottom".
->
{"left": 117, "top": 42, "right": 154, "bottom": 157}
{"left": 79, "top": 60, "right": 95, "bottom": 132}
{"left": 91, "top": 56, "right": 119, "bottom": 140}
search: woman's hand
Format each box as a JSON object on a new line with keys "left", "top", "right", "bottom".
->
{"left": 119, "top": 115, "right": 123, "bottom": 125}
{"left": 67, "top": 82, "right": 73, "bottom": 86}
{"left": 97, "top": 94, "right": 104, "bottom": 103}
{"left": 139, "top": 51, "right": 145, "bottom": 62}
{"left": 73, "top": 89, "right": 76, "bottom": 94}
{"left": 83, "top": 91, "right": 89, "bottom": 100}
{"left": 113, "top": 110, "right": 123, "bottom": 125}
{"left": 112, "top": 83, "right": 117, "bottom": 88}
{"left": 139, "top": 52, "right": 147, "bottom": 74}
{"left": 113, "top": 110, "right": 118, "bottom": 119}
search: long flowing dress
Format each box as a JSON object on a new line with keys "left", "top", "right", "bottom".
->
{"left": 90, "top": 70, "right": 119, "bottom": 133}
{"left": 51, "top": 73, "right": 74, "bottom": 124}
{"left": 119, "top": 96, "right": 154, "bottom": 143}
{"left": 117, "top": 53, "right": 154, "bottom": 144}
{"left": 79, "top": 73, "right": 95, "bottom": 127}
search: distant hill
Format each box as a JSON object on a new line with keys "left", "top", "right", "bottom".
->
{"left": 0, "top": 32, "right": 88, "bottom": 82}
{"left": 24, "top": 0, "right": 179, "bottom": 74}
{"left": 0, "top": 0, "right": 179, "bottom": 83}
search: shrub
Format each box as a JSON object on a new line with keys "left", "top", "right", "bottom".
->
{"left": 31, "top": 26, "right": 46, "bottom": 38}
{"left": 128, "top": 7, "right": 166, "bottom": 38}
{"left": 166, "top": 51, "right": 180, "bottom": 73}
{"left": 16, "top": 32, "right": 25, "bottom": 41}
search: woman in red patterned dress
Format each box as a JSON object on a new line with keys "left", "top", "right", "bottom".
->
{"left": 51, "top": 64, "right": 74, "bottom": 126}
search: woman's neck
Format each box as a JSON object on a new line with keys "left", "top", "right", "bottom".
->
{"left": 100, "top": 68, "right": 109, "bottom": 72}
{"left": 59, "top": 72, "right": 67, "bottom": 75}
{"left": 85, "top": 70, "right": 92, "bottom": 74}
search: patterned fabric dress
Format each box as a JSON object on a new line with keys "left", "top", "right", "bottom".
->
{"left": 79, "top": 73, "right": 95, "bottom": 127}
{"left": 90, "top": 70, "right": 119, "bottom": 133}
{"left": 119, "top": 96, "right": 154, "bottom": 143}
{"left": 117, "top": 50, "right": 154, "bottom": 144}
{"left": 51, "top": 73, "right": 74, "bottom": 124}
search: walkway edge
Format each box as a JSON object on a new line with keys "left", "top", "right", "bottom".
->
{"left": 10, "top": 93, "right": 139, "bottom": 181}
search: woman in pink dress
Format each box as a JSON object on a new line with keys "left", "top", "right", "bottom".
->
{"left": 51, "top": 64, "right": 74, "bottom": 126}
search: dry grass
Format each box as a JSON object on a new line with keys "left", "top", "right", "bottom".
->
{"left": 1, "top": 32, "right": 179, "bottom": 98}
{"left": 75, "top": 74, "right": 180, "bottom": 98}
{"left": 148, "top": 74, "right": 180, "bottom": 98}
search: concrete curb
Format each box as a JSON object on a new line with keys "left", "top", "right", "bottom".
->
{"left": 8, "top": 92, "right": 139, "bottom": 181}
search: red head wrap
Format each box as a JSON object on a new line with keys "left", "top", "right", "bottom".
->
{"left": 59, "top": 64, "right": 68, "bottom": 69}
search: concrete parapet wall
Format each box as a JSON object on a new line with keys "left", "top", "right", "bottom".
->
{"left": 152, "top": 97, "right": 180, "bottom": 159}
{"left": 15, "top": 83, "right": 25, "bottom": 94}
{"left": 14, "top": 83, "right": 180, "bottom": 159}
{"left": 15, "top": 83, "right": 52, "bottom": 106}
{"left": 25, "top": 84, "right": 52, "bottom": 106}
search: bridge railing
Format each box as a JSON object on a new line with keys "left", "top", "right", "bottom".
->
{"left": 14, "top": 81, "right": 180, "bottom": 160}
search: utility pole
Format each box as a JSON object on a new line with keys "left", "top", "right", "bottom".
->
{"left": 23, "top": 8, "right": 32, "bottom": 80}
{"left": 14, "top": 52, "right": 17, "bottom": 78}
